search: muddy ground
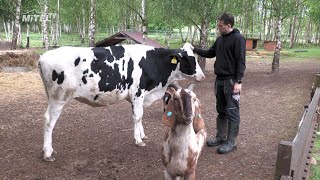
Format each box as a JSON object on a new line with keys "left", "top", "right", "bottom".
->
{"left": 0, "top": 56, "right": 319, "bottom": 179}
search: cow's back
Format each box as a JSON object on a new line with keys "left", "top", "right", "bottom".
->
{"left": 38, "top": 47, "right": 125, "bottom": 106}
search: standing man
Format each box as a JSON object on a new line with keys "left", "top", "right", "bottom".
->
{"left": 192, "top": 13, "right": 246, "bottom": 154}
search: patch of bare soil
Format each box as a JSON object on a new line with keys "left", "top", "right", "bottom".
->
{"left": 0, "top": 58, "right": 319, "bottom": 179}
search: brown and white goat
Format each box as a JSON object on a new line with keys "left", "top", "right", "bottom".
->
{"left": 161, "top": 84, "right": 207, "bottom": 180}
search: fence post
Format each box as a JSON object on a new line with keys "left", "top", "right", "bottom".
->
{"left": 315, "top": 74, "right": 320, "bottom": 88}
{"left": 314, "top": 74, "right": 320, "bottom": 130}
{"left": 275, "top": 140, "right": 294, "bottom": 179}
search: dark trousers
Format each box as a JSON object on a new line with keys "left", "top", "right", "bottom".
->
{"left": 215, "top": 79, "right": 240, "bottom": 124}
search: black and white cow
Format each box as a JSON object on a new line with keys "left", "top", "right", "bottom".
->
{"left": 38, "top": 43, "right": 205, "bottom": 161}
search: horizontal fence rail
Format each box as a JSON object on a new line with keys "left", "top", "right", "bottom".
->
{"left": 275, "top": 87, "right": 320, "bottom": 180}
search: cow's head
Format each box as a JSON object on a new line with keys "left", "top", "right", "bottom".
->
{"left": 171, "top": 43, "right": 205, "bottom": 81}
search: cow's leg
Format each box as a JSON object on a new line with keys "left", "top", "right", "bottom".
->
{"left": 132, "top": 97, "right": 147, "bottom": 146}
{"left": 137, "top": 117, "right": 148, "bottom": 140}
{"left": 43, "top": 101, "right": 65, "bottom": 161}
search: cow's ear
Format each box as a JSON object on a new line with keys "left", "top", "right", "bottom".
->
{"left": 169, "top": 54, "right": 181, "bottom": 65}
{"left": 193, "top": 103, "right": 205, "bottom": 133}
{"left": 162, "top": 99, "right": 176, "bottom": 128}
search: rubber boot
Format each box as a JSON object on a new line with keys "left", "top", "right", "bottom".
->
{"left": 206, "top": 118, "right": 227, "bottom": 147}
{"left": 217, "top": 121, "right": 239, "bottom": 154}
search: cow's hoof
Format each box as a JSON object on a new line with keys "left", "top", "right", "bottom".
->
{"left": 142, "top": 136, "right": 149, "bottom": 140}
{"left": 136, "top": 141, "right": 146, "bottom": 147}
{"left": 43, "top": 156, "right": 55, "bottom": 162}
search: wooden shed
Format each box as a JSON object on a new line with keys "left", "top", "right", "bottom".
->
{"left": 95, "top": 31, "right": 163, "bottom": 48}
{"left": 245, "top": 38, "right": 259, "bottom": 51}
{"left": 264, "top": 41, "right": 277, "bottom": 51}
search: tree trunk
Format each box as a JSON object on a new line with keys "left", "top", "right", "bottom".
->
{"left": 26, "top": 24, "right": 30, "bottom": 48}
{"left": 3, "top": 20, "right": 8, "bottom": 41}
{"left": 129, "top": 10, "right": 134, "bottom": 30}
{"left": 42, "top": 1, "right": 49, "bottom": 50}
{"left": 294, "top": 18, "right": 301, "bottom": 45}
{"left": 17, "top": 25, "right": 22, "bottom": 47}
{"left": 305, "top": 18, "right": 312, "bottom": 44}
{"left": 141, "top": 0, "right": 147, "bottom": 45}
{"left": 164, "top": 30, "right": 172, "bottom": 48}
{"left": 198, "top": 17, "right": 209, "bottom": 71}
{"left": 316, "top": 24, "right": 320, "bottom": 45}
{"left": 179, "top": 27, "right": 189, "bottom": 43}
{"left": 88, "top": 0, "right": 96, "bottom": 47}
{"left": 52, "top": 0, "right": 59, "bottom": 47}
{"left": 11, "top": 0, "right": 21, "bottom": 50}
{"left": 289, "top": 14, "right": 297, "bottom": 48}
{"left": 191, "top": 26, "right": 197, "bottom": 45}
{"left": 81, "top": 7, "right": 85, "bottom": 44}
{"left": 290, "top": 0, "right": 301, "bottom": 46}
{"left": 271, "top": 18, "right": 282, "bottom": 74}
{"left": 266, "top": 14, "right": 272, "bottom": 41}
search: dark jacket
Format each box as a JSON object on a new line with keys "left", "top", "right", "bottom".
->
{"left": 193, "top": 28, "right": 246, "bottom": 81}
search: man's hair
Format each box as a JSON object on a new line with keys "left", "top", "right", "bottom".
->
{"left": 218, "top": 13, "right": 234, "bottom": 28}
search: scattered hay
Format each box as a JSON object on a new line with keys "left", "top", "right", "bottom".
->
{"left": 0, "top": 50, "right": 39, "bottom": 69}
{"left": 0, "top": 70, "right": 44, "bottom": 100}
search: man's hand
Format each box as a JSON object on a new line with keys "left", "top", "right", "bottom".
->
{"left": 233, "top": 83, "right": 242, "bottom": 94}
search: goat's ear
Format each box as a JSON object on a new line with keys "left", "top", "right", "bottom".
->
{"left": 162, "top": 99, "right": 176, "bottom": 128}
{"left": 193, "top": 104, "right": 205, "bottom": 133}
{"left": 163, "top": 87, "right": 177, "bottom": 112}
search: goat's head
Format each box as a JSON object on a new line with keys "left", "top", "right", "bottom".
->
{"left": 162, "top": 85, "right": 205, "bottom": 133}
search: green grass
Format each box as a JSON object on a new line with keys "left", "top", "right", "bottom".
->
{"left": 19, "top": 32, "right": 109, "bottom": 48}
{"left": 282, "top": 48, "right": 320, "bottom": 60}
{"left": 311, "top": 135, "right": 320, "bottom": 180}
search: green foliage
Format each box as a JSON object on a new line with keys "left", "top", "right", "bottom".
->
{"left": 0, "top": 0, "right": 15, "bottom": 20}
{"left": 305, "top": 0, "right": 320, "bottom": 24}
{"left": 310, "top": 135, "right": 320, "bottom": 180}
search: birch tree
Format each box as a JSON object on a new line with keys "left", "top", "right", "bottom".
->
{"left": 178, "top": 0, "right": 220, "bottom": 70}
{"left": 270, "top": 0, "right": 303, "bottom": 73}
{"left": 306, "top": 0, "right": 320, "bottom": 45}
{"left": 39, "top": 0, "right": 50, "bottom": 50}
{"left": 11, "top": 0, "right": 22, "bottom": 50}
{"left": 51, "top": 0, "right": 59, "bottom": 47}
{"left": 141, "top": 0, "right": 147, "bottom": 44}
{"left": 123, "top": 0, "right": 148, "bottom": 43}
{"left": 88, "top": 0, "right": 96, "bottom": 47}
{"left": 289, "top": 0, "right": 302, "bottom": 48}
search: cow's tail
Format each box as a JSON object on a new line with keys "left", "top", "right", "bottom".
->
{"left": 38, "top": 58, "right": 49, "bottom": 100}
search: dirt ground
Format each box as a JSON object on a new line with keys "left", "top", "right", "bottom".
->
{"left": 0, "top": 55, "right": 319, "bottom": 180}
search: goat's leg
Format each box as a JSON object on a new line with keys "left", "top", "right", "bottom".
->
{"left": 43, "top": 101, "right": 65, "bottom": 161}
{"left": 164, "top": 170, "right": 179, "bottom": 180}
{"left": 132, "top": 97, "right": 147, "bottom": 146}
{"left": 184, "top": 170, "right": 196, "bottom": 180}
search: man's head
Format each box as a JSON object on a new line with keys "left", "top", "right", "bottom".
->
{"left": 217, "top": 13, "right": 234, "bottom": 35}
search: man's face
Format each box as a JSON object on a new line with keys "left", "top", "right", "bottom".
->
{"left": 217, "top": 20, "right": 231, "bottom": 35}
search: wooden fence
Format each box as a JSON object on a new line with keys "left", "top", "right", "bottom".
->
{"left": 275, "top": 74, "right": 320, "bottom": 180}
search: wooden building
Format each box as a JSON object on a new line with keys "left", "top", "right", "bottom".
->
{"left": 95, "top": 31, "right": 163, "bottom": 48}
{"left": 245, "top": 38, "right": 259, "bottom": 51}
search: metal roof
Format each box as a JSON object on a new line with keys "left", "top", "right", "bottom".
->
{"left": 95, "top": 31, "right": 163, "bottom": 48}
